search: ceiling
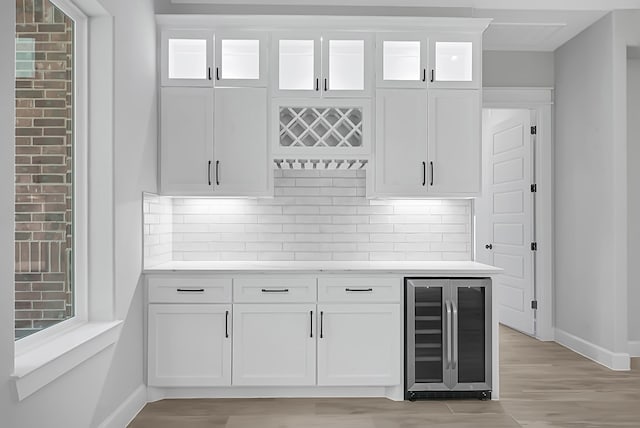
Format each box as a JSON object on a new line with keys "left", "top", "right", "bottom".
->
{"left": 162, "top": 0, "right": 640, "bottom": 51}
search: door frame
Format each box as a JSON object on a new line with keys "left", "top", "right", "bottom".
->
{"left": 481, "top": 87, "right": 554, "bottom": 342}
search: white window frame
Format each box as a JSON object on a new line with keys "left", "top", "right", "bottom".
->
{"left": 12, "top": 0, "right": 121, "bottom": 401}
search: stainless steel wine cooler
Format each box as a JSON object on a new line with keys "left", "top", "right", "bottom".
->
{"left": 405, "top": 278, "right": 492, "bottom": 400}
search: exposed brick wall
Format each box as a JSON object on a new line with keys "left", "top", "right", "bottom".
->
{"left": 14, "top": 0, "right": 74, "bottom": 339}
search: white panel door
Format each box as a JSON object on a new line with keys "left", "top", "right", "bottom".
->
{"left": 213, "top": 87, "right": 270, "bottom": 196}
{"left": 427, "top": 89, "right": 481, "bottom": 195}
{"left": 160, "top": 87, "right": 214, "bottom": 195}
{"left": 375, "top": 89, "right": 428, "bottom": 196}
{"left": 232, "top": 303, "right": 316, "bottom": 386}
{"left": 148, "top": 304, "right": 231, "bottom": 387}
{"left": 317, "top": 304, "right": 401, "bottom": 386}
{"left": 477, "top": 109, "right": 534, "bottom": 335}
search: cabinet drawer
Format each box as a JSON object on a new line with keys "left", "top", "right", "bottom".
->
{"left": 148, "top": 276, "right": 232, "bottom": 303}
{"left": 318, "top": 277, "right": 400, "bottom": 303}
{"left": 234, "top": 277, "right": 316, "bottom": 303}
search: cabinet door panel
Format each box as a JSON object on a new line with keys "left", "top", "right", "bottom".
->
{"left": 376, "top": 33, "right": 428, "bottom": 89}
{"left": 427, "top": 89, "right": 480, "bottom": 195}
{"left": 233, "top": 304, "right": 316, "bottom": 386}
{"left": 214, "top": 87, "right": 270, "bottom": 196}
{"left": 317, "top": 304, "right": 400, "bottom": 386}
{"left": 161, "top": 30, "right": 213, "bottom": 87}
{"left": 160, "top": 87, "right": 214, "bottom": 195}
{"left": 428, "top": 35, "right": 480, "bottom": 89}
{"left": 375, "top": 89, "right": 427, "bottom": 196}
{"left": 450, "top": 279, "right": 491, "bottom": 390}
{"left": 274, "top": 35, "right": 321, "bottom": 97}
{"left": 148, "top": 304, "right": 231, "bottom": 387}
{"left": 214, "top": 33, "right": 267, "bottom": 87}
{"left": 323, "top": 33, "right": 373, "bottom": 97}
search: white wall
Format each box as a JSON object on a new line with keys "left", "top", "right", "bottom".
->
{"left": 0, "top": 3, "right": 18, "bottom": 427}
{"left": 628, "top": 57, "right": 640, "bottom": 350}
{"left": 483, "top": 51, "right": 554, "bottom": 87}
{"left": 91, "top": 0, "right": 158, "bottom": 424}
{"left": 554, "top": 13, "right": 629, "bottom": 368}
{"left": 1, "top": 0, "right": 157, "bottom": 426}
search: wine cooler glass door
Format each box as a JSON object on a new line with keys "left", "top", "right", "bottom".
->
{"left": 406, "top": 279, "right": 450, "bottom": 392}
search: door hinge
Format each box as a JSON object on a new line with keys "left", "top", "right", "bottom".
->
{"left": 531, "top": 242, "right": 538, "bottom": 251}
{"left": 531, "top": 184, "right": 537, "bottom": 193}
{"left": 531, "top": 126, "right": 537, "bottom": 135}
{"left": 531, "top": 300, "right": 538, "bottom": 310}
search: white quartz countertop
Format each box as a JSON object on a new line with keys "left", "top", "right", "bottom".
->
{"left": 144, "top": 260, "right": 502, "bottom": 275}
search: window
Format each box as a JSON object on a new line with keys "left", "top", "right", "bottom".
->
{"left": 14, "top": 0, "right": 77, "bottom": 340}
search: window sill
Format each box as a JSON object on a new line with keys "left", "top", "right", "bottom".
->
{"left": 13, "top": 321, "right": 123, "bottom": 400}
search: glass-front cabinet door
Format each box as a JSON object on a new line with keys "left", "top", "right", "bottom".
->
{"left": 376, "top": 33, "right": 428, "bottom": 88}
{"left": 322, "top": 33, "right": 372, "bottom": 97}
{"left": 214, "top": 33, "right": 268, "bottom": 87}
{"left": 405, "top": 279, "right": 449, "bottom": 394}
{"left": 273, "top": 32, "right": 372, "bottom": 97}
{"left": 161, "top": 29, "right": 213, "bottom": 87}
{"left": 450, "top": 279, "right": 491, "bottom": 390}
{"left": 273, "top": 33, "right": 322, "bottom": 97}
{"left": 428, "top": 34, "right": 480, "bottom": 89}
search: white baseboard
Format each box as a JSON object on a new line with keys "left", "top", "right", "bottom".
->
{"left": 96, "top": 384, "right": 147, "bottom": 428}
{"left": 554, "top": 328, "right": 630, "bottom": 370}
{"left": 629, "top": 341, "right": 640, "bottom": 357}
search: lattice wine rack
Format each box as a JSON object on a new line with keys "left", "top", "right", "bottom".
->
{"left": 279, "top": 106, "right": 363, "bottom": 149}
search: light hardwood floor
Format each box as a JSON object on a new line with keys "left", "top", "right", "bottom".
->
{"left": 129, "top": 326, "right": 640, "bottom": 428}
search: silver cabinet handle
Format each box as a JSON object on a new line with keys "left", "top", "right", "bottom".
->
{"left": 320, "top": 311, "right": 324, "bottom": 338}
{"left": 422, "top": 161, "right": 426, "bottom": 186}
{"left": 207, "top": 160, "right": 212, "bottom": 186}
{"left": 445, "top": 300, "right": 452, "bottom": 369}
{"left": 451, "top": 299, "right": 458, "bottom": 370}
{"left": 310, "top": 310, "right": 313, "bottom": 338}
{"left": 216, "top": 67, "right": 220, "bottom": 81}
{"left": 345, "top": 288, "right": 373, "bottom": 292}
{"left": 430, "top": 69, "right": 435, "bottom": 83}
{"left": 215, "top": 160, "right": 220, "bottom": 185}
{"left": 261, "top": 288, "right": 289, "bottom": 293}
{"left": 177, "top": 288, "right": 205, "bottom": 293}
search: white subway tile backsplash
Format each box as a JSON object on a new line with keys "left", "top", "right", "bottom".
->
{"left": 143, "top": 171, "right": 472, "bottom": 265}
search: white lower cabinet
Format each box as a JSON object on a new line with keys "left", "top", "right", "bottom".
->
{"left": 317, "top": 303, "right": 401, "bottom": 386}
{"left": 148, "top": 303, "right": 231, "bottom": 387}
{"left": 232, "top": 303, "right": 316, "bottom": 386}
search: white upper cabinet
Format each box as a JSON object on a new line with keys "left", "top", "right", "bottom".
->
{"left": 214, "top": 33, "right": 268, "bottom": 87}
{"left": 428, "top": 34, "right": 480, "bottom": 89}
{"left": 375, "top": 89, "right": 427, "bottom": 195}
{"left": 376, "top": 33, "right": 428, "bottom": 88}
{"left": 160, "top": 87, "right": 214, "bottom": 195}
{"left": 160, "top": 86, "right": 270, "bottom": 196}
{"left": 161, "top": 30, "right": 214, "bottom": 87}
{"left": 273, "top": 32, "right": 372, "bottom": 97}
{"left": 427, "top": 89, "right": 481, "bottom": 194}
{"left": 374, "top": 88, "right": 481, "bottom": 197}
{"left": 274, "top": 35, "right": 321, "bottom": 96}
{"left": 322, "top": 33, "right": 373, "bottom": 97}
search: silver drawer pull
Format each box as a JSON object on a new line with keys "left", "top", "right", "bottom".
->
{"left": 176, "top": 288, "right": 205, "bottom": 293}
{"left": 345, "top": 288, "right": 373, "bottom": 292}
{"left": 261, "top": 288, "right": 290, "bottom": 293}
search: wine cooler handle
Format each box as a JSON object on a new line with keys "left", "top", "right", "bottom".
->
{"left": 451, "top": 300, "right": 458, "bottom": 370}
{"left": 445, "top": 300, "right": 452, "bottom": 369}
